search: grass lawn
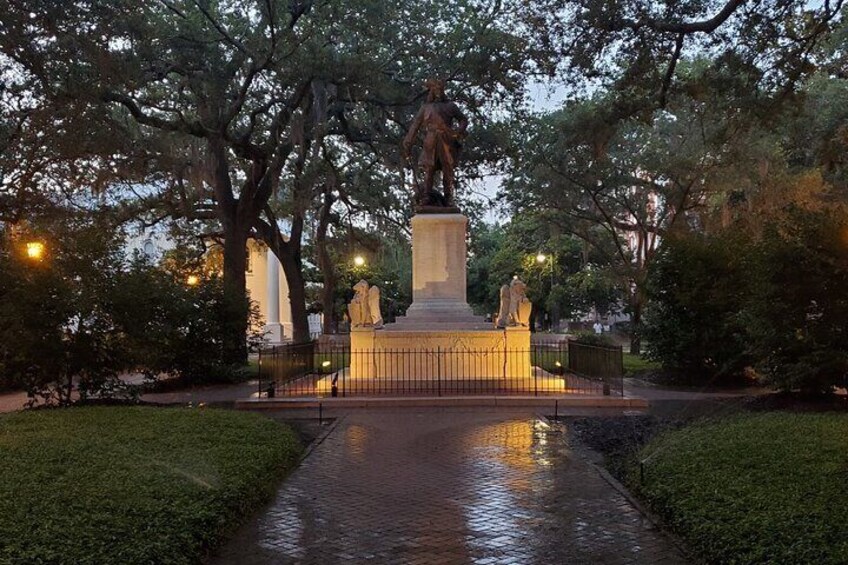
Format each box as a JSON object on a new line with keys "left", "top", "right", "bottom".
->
{"left": 623, "top": 352, "right": 661, "bottom": 375}
{"left": 0, "top": 406, "right": 302, "bottom": 564}
{"left": 633, "top": 412, "right": 848, "bottom": 564}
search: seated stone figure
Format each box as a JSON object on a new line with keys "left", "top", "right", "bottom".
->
{"left": 348, "top": 280, "right": 383, "bottom": 329}
{"left": 508, "top": 278, "right": 532, "bottom": 328}
{"left": 494, "top": 278, "right": 532, "bottom": 328}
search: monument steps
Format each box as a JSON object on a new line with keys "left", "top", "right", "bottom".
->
{"left": 386, "top": 314, "right": 493, "bottom": 332}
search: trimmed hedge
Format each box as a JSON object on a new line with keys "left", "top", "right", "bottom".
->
{"left": 634, "top": 412, "right": 848, "bottom": 564}
{"left": 0, "top": 407, "right": 301, "bottom": 564}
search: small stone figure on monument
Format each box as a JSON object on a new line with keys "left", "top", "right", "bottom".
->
{"left": 508, "top": 278, "right": 532, "bottom": 328}
{"left": 348, "top": 280, "right": 370, "bottom": 328}
{"left": 368, "top": 285, "right": 383, "bottom": 329}
{"left": 494, "top": 278, "right": 532, "bottom": 328}
{"left": 348, "top": 280, "right": 384, "bottom": 329}
{"left": 495, "top": 284, "right": 511, "bottom": 328}
{"left": 402, "top": 78, "right": 469, "bottom": 209}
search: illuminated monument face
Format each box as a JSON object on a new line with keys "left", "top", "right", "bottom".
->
{"left": 344, "top": 211, "right": 531, "bottom": 383}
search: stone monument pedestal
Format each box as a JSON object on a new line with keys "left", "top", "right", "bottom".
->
{"left": 263, "top": 322, "right": 285, "bottom": 344}
{"left": 348, "top": 212, "right": 531, "bottom": 381}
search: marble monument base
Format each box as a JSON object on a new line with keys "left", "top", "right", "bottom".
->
{"left": 344, "top": 211, "right": 533, "bottom": 383}
{"left": 263, "top": 322, "right": 285, "bottom": 344}
{"left": 349, "top": 326, "right": 530, "bottom": 380}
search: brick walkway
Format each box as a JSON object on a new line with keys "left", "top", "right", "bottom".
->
{"left": 214, "top": 408, "right": 686, "bottom": 564}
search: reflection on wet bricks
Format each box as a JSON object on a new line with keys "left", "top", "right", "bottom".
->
{"left": 213, "top": 409, "right": 686, "bottom": 564}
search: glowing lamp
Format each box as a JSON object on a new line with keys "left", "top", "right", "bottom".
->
{"left": 186, "top": 275, "right": 200, "bottom": 286}
{"left": 353, "top": 255, "right": 366, "bottom": 267}
{"left": 26, "top": 241, "right": 45, "bottom": 260}
{"left": 536, "top": 253, "right": 547, "bottom": 264}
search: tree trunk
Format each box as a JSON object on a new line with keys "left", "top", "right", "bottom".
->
{"left": 66, "top": 373, "right": 73, "bottom": 406}
{"left": 279, "top": 249, "right": 310, "bottom": 343}
{"left": 254, "top": 213, "right": 310, "bottom": 344}
{"left": 316, "top": 190, "right": 336, "bottom": 333}
{"left": 208, "top": 135, "right": 250, "bottom": 365}
{"left": 629, "top": 293, "right": 643, "bottom": 355}
{"left": 317, "top": 243, "right": 336, "bottom": 334}
{"left": 221, "top": 227, "right": 249, "bottom": 364}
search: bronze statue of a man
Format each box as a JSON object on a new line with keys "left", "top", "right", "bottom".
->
{"left": 403, "top": 79, "right": 469, "bottom": 208}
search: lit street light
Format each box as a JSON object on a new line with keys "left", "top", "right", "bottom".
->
{"left": 534, "top": 251, "right": 557, "bottom": 331}
{"left": 26, "top": 241, "right": 45, "bottom": 261}
{"left": 186, "top": 274, "right": 200, "bottom": 286}
{"left": 353, "top": 255, "right": 366, "bottom": 268}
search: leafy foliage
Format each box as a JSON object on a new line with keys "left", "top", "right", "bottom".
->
{"left": 642, "top": 232, "right": 751, "bottom": 382}
{"left": 0, "top": 0, "right": 557, "bottom": 349}
{"left": 466, "top": 216, "right": 610, "bottom": 327}
{"left": 642, "top": 206, "right": 848, "bottom": 393}
{"left": 0, "top": 407, "right": 301, "bottom": 564}
{"left": 0, "top": 214, "right": 260, "bottom": 402}
{"left": 321, "top": 236, "right": 413, "bottom": 328}
{"left": 743, "top": 208, "right": 848, "bottom": 394}
{"left": 633, "top": 413, "right": 848, "bottom": 564}
{"left": 115, "top": 256, "right": 264, "bottom": 386}
{"left": 0, "top": 216, "right": 130, "bottom": 403}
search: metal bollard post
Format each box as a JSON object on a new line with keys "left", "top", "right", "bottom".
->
{"left": 534, "top": 367, "right": 538, "bottom": 397}
{"left": 437, "top": 346, "right": 442, "bottom": 397}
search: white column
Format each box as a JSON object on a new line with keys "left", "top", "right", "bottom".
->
{"left": 264, "top": 249, "right": 284, "bottom": 342}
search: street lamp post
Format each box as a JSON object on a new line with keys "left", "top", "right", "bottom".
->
{"left": 536, "top": 251, "right": 557, "bottom": 330}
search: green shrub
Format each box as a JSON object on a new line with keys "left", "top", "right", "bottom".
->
{"left": 641, "top": 232, "right": 750, "bottom": 382}
{"left": 571, "top": 330, "right": 616, "bottom": 347}
{"left": 641, "top": 209, "right": 848, "bottom": 392}
{"left": 743, "top": 208, "right": 848, "bottom": 394}
{"left": 0, "top": 406, "right": 302, "bottom": 564}
{"left": 114, "top": 257, "right": 262, "bottom": 386}
{"left": 0, "top": 218, "right": 130, "bottom": 403}
{"left": 634, "top": 413, "right": 848, "bottom": 564}
{"left": 0, "top": 217, "right": 262, "bottom": 402}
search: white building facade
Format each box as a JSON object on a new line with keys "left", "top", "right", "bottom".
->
{"left": 245, "top": 240, "right": 293, "bottom": 343}
{"left": 127, "top": 228, "right": 293, "bottom": 344}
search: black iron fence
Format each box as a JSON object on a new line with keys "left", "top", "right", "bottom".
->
{"left": 258, "top": 341, "right": 623, "bottom": 398}
{"left": 567, "top": 340, "right": 624, "bottom": 395}
{"left": 257, "top": 341, "right": 316, "bottom": 398}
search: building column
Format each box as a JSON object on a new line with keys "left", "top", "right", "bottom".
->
{"left": 264, "top": 249, "right": 284, "bottom": 343}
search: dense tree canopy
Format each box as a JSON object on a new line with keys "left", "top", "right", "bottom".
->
{"left": 1, "top": 0, "right": 846, "bottom": 381}
{"left": 0, "top": 0, "right": 554, "bottom": 355}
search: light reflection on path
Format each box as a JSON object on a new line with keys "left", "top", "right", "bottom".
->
{"left": 212, "top": 409, "right": 686, "bottom": 564}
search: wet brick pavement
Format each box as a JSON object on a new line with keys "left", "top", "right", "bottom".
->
{"left": 213, "top": 408, "right": 686, "bottom": 564}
